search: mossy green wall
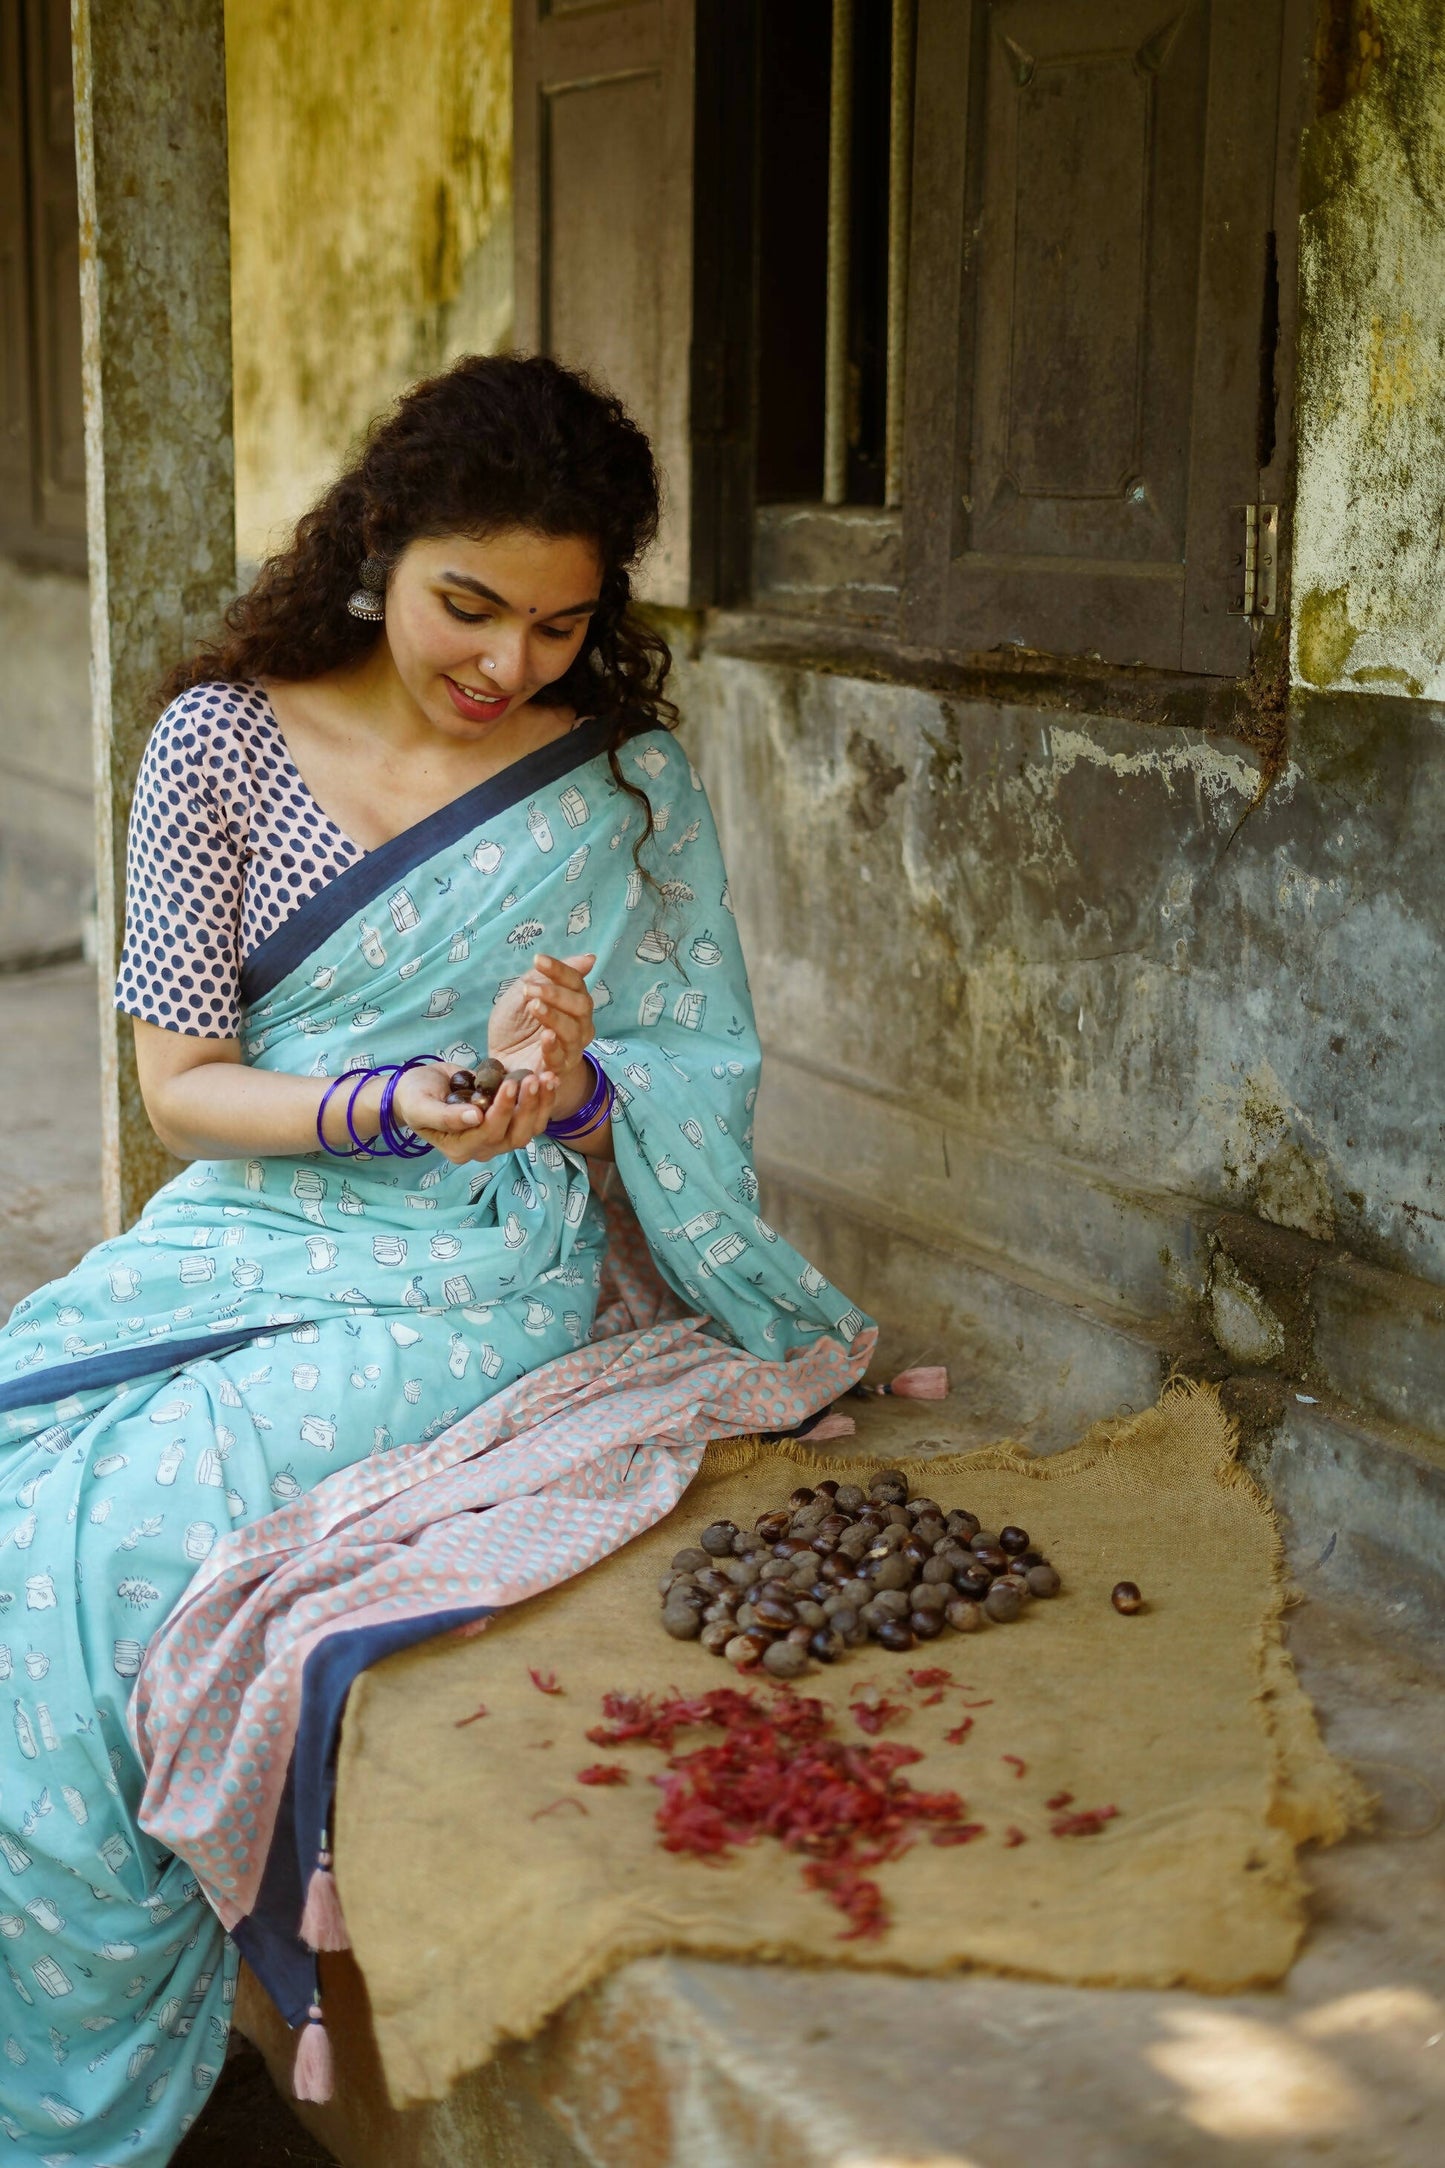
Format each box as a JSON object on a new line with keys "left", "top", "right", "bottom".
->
{"left": 225, "top": 0, "right": 512, "bottom": 565}
{"left": 1293, "top": 0, "right": 1445, "bottom": 698}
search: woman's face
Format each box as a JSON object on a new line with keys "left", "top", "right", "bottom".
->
{"left": 381, "top": 529, "right": 603, "bottom": 738}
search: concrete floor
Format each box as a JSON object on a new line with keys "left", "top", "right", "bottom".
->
{"left": 4, "top": 966, "right": 1442, "bottom": 2168}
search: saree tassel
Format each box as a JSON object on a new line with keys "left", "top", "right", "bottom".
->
{"left": 807, "top": 1409, "right": 857, "bottom": 1441}
{"left": 887, "top": 1364, "right": 950, "bottom": 1400}
{"left": 299, "top": 1849, "right": 350, "bottom": 1952}
{"left": 293, "top": 2001, "right": 335, "bottom": 2104}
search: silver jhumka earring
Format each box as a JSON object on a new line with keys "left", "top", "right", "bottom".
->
{"left": 346, "top": 557, "right": 388, "bottom": 622}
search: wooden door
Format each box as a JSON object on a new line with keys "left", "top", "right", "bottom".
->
{"left": 905, "top": 0, "right": 1286, "bottom": 674}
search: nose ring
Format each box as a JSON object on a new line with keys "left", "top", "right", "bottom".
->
{"left": 483, "top": 658, "right": 495, "bottom": 672}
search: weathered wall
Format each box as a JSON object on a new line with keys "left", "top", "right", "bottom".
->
{"left": 0, "top": 558, "right": 93, "bottom": 962}
{"left": 1293, "top": 0, "right": 1445, "bottom": 697}
{"left": 225, "top": 0, "right": 513, "bottom": 564}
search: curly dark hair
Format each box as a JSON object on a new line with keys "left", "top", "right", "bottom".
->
{"left": 160, "top": 353, "right": 676, "bottom": 829}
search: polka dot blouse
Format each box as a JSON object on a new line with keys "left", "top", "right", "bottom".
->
{"left": 115, "top": 682, "right": 363, "bottom": 1038}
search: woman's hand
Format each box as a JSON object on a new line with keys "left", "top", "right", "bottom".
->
{"left": 488, "top": 952, "right": 596, "bottom": 1081}
{"left": 386, "top": 1061, "right": 559, "bottom": 1166}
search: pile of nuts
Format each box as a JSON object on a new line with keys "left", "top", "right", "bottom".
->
{"left": 658, "top": 1467, "right": 1064, "bottom": 1680}
{"left": 444, "top": 1059, "right": 533, "bottom": 1108}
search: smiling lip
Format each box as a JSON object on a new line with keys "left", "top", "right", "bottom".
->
{"left": 443, "top": 675, "right": 512, "bottom": 722}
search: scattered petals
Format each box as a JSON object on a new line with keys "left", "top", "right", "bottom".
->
{"left": 958, "top": 1697, "right": 995, "bottom": 1709}
{"left": 454, "top": 1702, "right": 489, "bottom": 1727}
{"left": 944, "top": 1719, "right": 974, "bottom": 1746}
{"left": 529, "top": 1796, "right": 588, "bottom": 1820}
{"left": 1045, "top": 1790, "right": 1074, "bottom": 1811}
{"left": 1050, "top": 1805, "right": 1119, "bottom": 1837}
{"left": 907, "top": 1668, "right": 953, "bottom": 1689}
{"left": 1003, "top": 1825, "right": 1027, "bottom": 1848}
{"left": 528, "top": 1667, "right": 563, "bottom": 1695}
{"left": 931, "top": 1822, "right": 987, "bottom": 1847}
{"left": 849, "top": 1696, "right": 907, "bottom": 1736}
{"left": 1002, "top": 1754, "right": 1027, "bottom": 1778}
{"left": 576, "top": 1763, "right": 630, "bottom": 1786}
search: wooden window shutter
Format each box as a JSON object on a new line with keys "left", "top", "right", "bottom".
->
{"left": 904, "top": 0, "right": 1287, "bottom": 675}
{"left": 513, "top": 0, "right": 752, "bottom": 608}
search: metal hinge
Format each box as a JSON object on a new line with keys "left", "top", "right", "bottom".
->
{"left": 1230, "top": 503, "right": 1279, "bottom": 617}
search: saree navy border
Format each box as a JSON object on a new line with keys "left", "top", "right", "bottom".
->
{"left": 239, "top": 714, "right": 613, "bottom": 1007}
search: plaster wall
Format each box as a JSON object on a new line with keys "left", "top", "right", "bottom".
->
{"left": 1292, "top": 0, "right": 1445, "bottom": 697}
{"left": 0, "top": 557, "right": 93, "bottom": 962}
{"left": 225, "top": 0, "right": 513, "bottom": 566}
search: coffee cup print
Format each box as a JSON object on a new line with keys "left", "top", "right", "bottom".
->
{"left": 107, "top": 1265, "right": 141, "bottom": 1302}
{"left": 429, "top": 1232, "right": 462, "bottom": 1262}
{"left": 567, "top": 898, "right": 591, "bottom": 935}
{"left": 184, "top": 1522, "right": 217, "bottom": 1562}
{"left": 154, "top": 1439, "right": 185, "bottom": 1487}
{"left": 350, "top": 1004, "right": 382, "bottom": 1031}
{"left": 526, "top": 802, "right": 555, "bottom": 852}
{"left": 624, "top": 1062, "right": 652, "bottom": 1091}
{"left": 836, "top": 1307, "right": 866, "bottom": 1341}
{"left": 358, "top": 919, "right": 387, "bottom": 967}
{"left": 389, "top": 1319, "right": 422, "bottom": 1347}
{"left": 372, "top": 1234, "right": 408, "bottom": 1266}
{"left": 565, "top": 843, "right": 589, "bottom": 882}
{"left": 403, "top": 1377, "right": 423, "bottom": 1403}
{"left": 25, "top": 1895, "right": 64, "bottom": 1933}
{"left": 231, "top": 1259, "right": 263, "bottom": 1290}
{"left": 269, "top": 1468, "right": 302, "bottom": 1502}
{"left": 177, "top": 1254, "right": 215, "bottom": 1285}
{"left": 113, "top": 1639, "right": 144, "bottom": 1678}
{"left": 689, "top": 931, "right": 724, "bottom": 968}
{"left": 655, "top": 1156, "right": 686, "bottom": 1193}
{"left": 23, "top": 1647, "right": 49, "bottom": 1681}
{"left": 426, "top": 987, "right": 459, "bottom": 1018}
{"left": 680, "top": 1118, "right": 705, "bottom": 1150}
{"left": 299, "top": 1415, "right": 337, "bottom": 1452}
{"left": 0, "top": 1911, "right": 22, "bottom": 1937}
{"left": 306, "top": 1235, "right": 339, "bottom": 1273}
{"left": 626, "top": 868, "right": 643, "bottom": 910}
{"left": 469, "top": 837, "right": 504, "bottom": 874}
{"left": 448, "top": 928, "right": 472, "bottom": 963}
{"left": 635, "top": 744, "right": 668, "bottom": 780}
{"left": 639, "top": 983, "right": 666, "bottom": 1028}
{"left": 388, "top": 885, "right": 420, "bottom": 932}
{"left": 292, "top": 1363, "right": 321, "bottom": 1391}
{"left": 292, "top": 1168, "right": 326, "bottom": 1202}
{"left": 25, "top": 1573, "right": 57, "bottom": 1611}
{"left": 12, "top": 1701, "right": 36, "bottom": 1758}
{"left": 799, "top": 1263, "right": 826, "bottom": 1295}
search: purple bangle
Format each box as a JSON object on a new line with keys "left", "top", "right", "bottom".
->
{"left": 378, "top": 1056, "right": 438, "bottom": 1158}
{"left": 345, "top": 1067, "right": 382, "bottom": 1156}
{"left": 317, "top": 1069, "right": 374, "bottom": 1158}
{"left": 546, "top": 1053, "right": 614, "bottom": 1142}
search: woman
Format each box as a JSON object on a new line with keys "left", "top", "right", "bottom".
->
{"left": 0, "top": 355, "right": 871, "bottom": 2163}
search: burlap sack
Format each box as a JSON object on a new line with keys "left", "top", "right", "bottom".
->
{"left": 334, "top": 1381, "right": 1364, "bottom": 2107}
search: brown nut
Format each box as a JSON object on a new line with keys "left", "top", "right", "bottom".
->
{"left": 788, "top": 1486, "right": 818, "bottom": 1510}
{"left": 920, "top": 1555, "right": 956, "bottom": 1585}
{"left": 1111, "top": 1580, "right": 1144, "bottom": 1614}
{"left": 671, "top": 1547, "right": 711, "bottom": 1574}
{"left": 906, "top": 1498, "right": 942, "bottom": 1521}
{"left": 910, "top": 1581, "right": 949, "bottom": 1614}
{"left": 814, "top": 1479, "right": 840, "bottom": 1499}
{"left": 870, "top": 1588, "right": 910, "bottom": 1621}
{"left": 725, "top": 1632, "right": 768, "bottom": 1668}
{"left": 1027, "top": 1564, "right": 1062, "bottom": 1598}
{"left": 999, "top": 1525, "right": 1031, "bottom": 1554}
{"left": 699, "top": 1620, "right": 735, "bottom": 1655}
{"left": 873, "top": 1618, "right": 915, "bottom": 1651}
{"left": 834, "top": 1483, "right": 867, "bottom": 1512}
{"left": 447, "top": 1069, "right": 477, "bottom": 1094}
{"left": 754, "top": 1510, "right": 790, "bottom": 1541}
{"left": 794, "top": 1599, "right": 828, "bottom": 1629}
{"left": 945, "top": 1597, "right": 986, "bottom": 1633}
{"left": 871, "top": 1554, "right": 914, "bottom": 1593}
{"left": 763, "top": 1639, "right": 810, "bottom": 1680}
{"left": 984, "top": 1582, "right": 1023, "bottom": 1623}
{"left": 810, "top": 1626, "right": 846, "bottom": 1663}
{"left": 701, "top": 1598, "right": 738, "bottom": 1624}
{"left": 955, "top": 1563, "right": 993, "bottom": 1602}
{"left": 693, "top": 1566, "right": 733, "bottom": 1596}
{"left": 946, "top": 1509, "right": 981, "bottom": 1540}
{"left": 700, "top": 1520, "right": 739, "bottom": 1556}
{"left": 972, "top": 1544, "right": 1008, "bottom": 1574}
{"left": 661, "top": 1605, "right": 703, "bottom": 1640}
{"left": 910, "top": 1609, "right": 945, "bottom": 1640}
{"left": 473, "top": 1058, "right": 506, "bottom": 1094}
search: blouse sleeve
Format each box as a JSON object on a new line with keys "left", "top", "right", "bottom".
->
{"left": 114, "top": 696, "right": 245, "bottom": 1038}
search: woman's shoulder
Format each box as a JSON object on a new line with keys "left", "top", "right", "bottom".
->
{"left": 611, "top": 723, "right": 699, "bottom": 789}
{"left": 145, "top": 681, "right": 277, "bottom": 777}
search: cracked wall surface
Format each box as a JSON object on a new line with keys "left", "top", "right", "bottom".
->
{"left": 680, "top": 652, "right": 1445, "bottom": 1296}
{"left": 1293, "top": 0, "right": 1445, "bottom": 697}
